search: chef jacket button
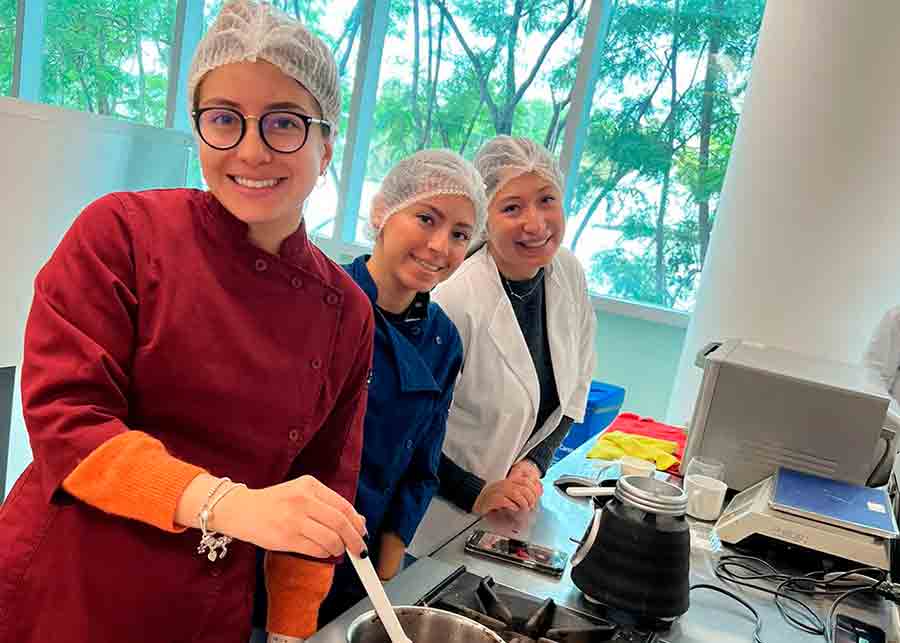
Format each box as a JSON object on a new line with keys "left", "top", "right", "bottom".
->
{"left": 255, "top": 259, "right": 268, "bottom": 272}
{"left": 406, "top": 440, "right": 413, "bottom": 450}
{"left": 210, "top": 567, "right": 222, "bottom": 577}
{"left": 435, "top": 336, "right": 442, "bottom": 345}
{"left": 411, "top": 327, "right": 421, "bottom": 336}
{"left": 289, "top": 429, "right": 300, "bottom": 442}
{"left": 326, "top": 293, "right": 339, "bottom": 305}
{"left": 291, "top": 276, "right": 303, "bottom": 289}
{"left": 311, "top": 358, "right": 323, "bottom": 370}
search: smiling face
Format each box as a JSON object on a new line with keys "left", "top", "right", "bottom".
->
{"left": 369, "top": 193, "right": 476, "bottom": 307}
{"left": 486, "top": 171, "right": 565, "bottom": 280}
{"left": 195, "top": 59, "right": 332, "bottom": 249}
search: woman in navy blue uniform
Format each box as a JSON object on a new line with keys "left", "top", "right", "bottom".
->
{"left": 316, "top": 150, "right": 488, "bottom": 624}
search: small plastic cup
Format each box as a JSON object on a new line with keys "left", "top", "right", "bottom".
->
{"left": 685, "top": 474, "right": 728, "bottom": 521}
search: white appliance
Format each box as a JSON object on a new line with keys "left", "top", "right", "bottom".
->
{"left": 683, "top": 339, "right": 890, "bottom": 491}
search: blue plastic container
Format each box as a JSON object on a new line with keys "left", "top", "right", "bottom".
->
{"left": 552, "top": 381, "right": 626, "bottom": 465}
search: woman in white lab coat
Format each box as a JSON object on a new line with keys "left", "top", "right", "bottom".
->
{"left": 410, "top": 136, "right": 596, "bottom": 553}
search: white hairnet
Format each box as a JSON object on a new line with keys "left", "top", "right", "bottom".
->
{"left": 370, "top": 149, "right": 488, "bottom": 244}
{"left": 187, "top": 0, "right": 340, "bottom": 135}
{"left": 473, "top": 135, "right": 565, "bottom": 204}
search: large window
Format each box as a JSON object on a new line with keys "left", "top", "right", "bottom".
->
{"left": 0, "top": 0, "right": 14, "bottom": 95}
{"left": 202, "top": 0, "right": 363, "bottom": 239}
{"left": 567, "top": 0, "right": 766, "bottom": 311}
{"left": 358, "top": 0, "right": 589, "bottom": 242}
{"left": 40, "top": 0, "right": 177, "bottom": 127}
{"left": 4, "top": 0, "right": 769, "bottom": 315}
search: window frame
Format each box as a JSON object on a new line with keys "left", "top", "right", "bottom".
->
{"left": 11, "top": 0, "right": 46, "bottom": 101}
{"left": 332, "top": 0, "right": 390, "bottom": 245}
{"left": 167, "top": 0, "right": 204, "bottom": 132}
{"left": 4, "top": 0, "right": 756, "bottom": 320}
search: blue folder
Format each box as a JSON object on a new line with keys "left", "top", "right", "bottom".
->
{"left": 770, "top": 468, "right": 898, "bottom": 539}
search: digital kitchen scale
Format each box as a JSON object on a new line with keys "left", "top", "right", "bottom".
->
{"left": 715, "top": 476, "right": 892, "bottom": 570}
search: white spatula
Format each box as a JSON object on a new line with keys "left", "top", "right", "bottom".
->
{"left": 566, "top": 485, "right": 617, "bottom": 498}
{"left": 348, "top": 550, "right": 413, "bottom": 643}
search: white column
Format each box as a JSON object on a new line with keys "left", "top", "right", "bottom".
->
{"left": 667, "top": 0, "right": 900, "bottom": 424}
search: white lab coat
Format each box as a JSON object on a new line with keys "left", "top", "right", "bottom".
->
{"left": 864, "top": 305, "right": 900, "bottom": 404}
{"left": 408, "top": 245, "right": 596, "bottom": 556}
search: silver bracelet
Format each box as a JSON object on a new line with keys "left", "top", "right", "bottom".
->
{"left": 203, "top": 477, "right": 230, "bottom": 513}
{"left": 197, "top": 479, "right": 244, "bottom": 562}
{"left": 208, "top": 481, "right": 245, "bottom": 521}
{"left": 196, "top": 476, "right": 229, "bottom": 533}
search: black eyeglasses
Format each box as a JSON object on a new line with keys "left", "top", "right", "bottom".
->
{"left": 192, "top": 107, "right": 332, "bottom": 154}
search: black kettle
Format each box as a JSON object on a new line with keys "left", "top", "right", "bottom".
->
{"left": 570, "top": 475, "right": 691, "bottom": 621}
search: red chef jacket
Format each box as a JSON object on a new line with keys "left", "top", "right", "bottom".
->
{"left": 0, "top": 189, "right": 373, "bottom": 643}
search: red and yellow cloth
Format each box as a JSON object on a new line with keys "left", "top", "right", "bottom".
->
{"left": 587, "top": 413, "right": 688, "bottom": 472}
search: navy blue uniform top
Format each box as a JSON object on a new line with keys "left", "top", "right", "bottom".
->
{"left": 343, "top": 255, "right": 463, "bottom": 545}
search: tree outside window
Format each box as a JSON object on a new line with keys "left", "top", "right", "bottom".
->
{"left": 568, "top": 0, "right": 766, "bottom": 311}
{"left": 0, "top": 0, "right": 16, "bottom": 95}
{"left": 358, "top": 0, "right": 765, "bottom": 313}
{"left": 41, "top": 0, "right": 177, "bottom": 127}
{"left": 17, "top": 0, "right": 767, "bottom": 313}
{"left": 358, "top": 0, "right": 588, "bottom": 242}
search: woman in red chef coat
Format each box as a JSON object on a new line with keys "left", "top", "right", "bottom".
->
{"left": 0, "top": 2, "right": 371, "bottom": 642}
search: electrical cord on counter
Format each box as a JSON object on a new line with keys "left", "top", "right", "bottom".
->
{"left": 707, "top": 555, "right": 889, "bottom": 642}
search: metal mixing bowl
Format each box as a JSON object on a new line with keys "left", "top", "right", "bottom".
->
{"left": 346, "top": 606, "right": 505, "bottom": 643}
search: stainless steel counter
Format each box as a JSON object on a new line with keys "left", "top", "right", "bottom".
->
{"left": 312, "top": 439, "right": 900, "bottom": 643}
{"left": 432, "top": 440, "right": 900, "bottom": 643}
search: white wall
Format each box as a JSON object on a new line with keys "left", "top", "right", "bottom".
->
{"left": 1, "top": 98, "right": 192, "bottom": 492}
{"left": 667, "top": 0, "right": 900, "bottom": 424}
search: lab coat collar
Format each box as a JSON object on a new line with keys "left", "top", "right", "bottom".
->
{"left": 347, "top": 256, "right": 441, "bottom": 394}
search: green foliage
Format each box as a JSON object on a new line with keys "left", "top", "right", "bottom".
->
{"left": 4, "top": 0, "right": 766, "bottom": 312}
{"left": 364, "top": 0, "right": 765, "bottom": 310}
{"left": 40, "top": 0, "right": 176, "bottom": 126}
{"left": 571, "top": 0, "right": 765, "bottom": 310}
{"left": 0, "top": 0, "right": 17, "bottom": 95}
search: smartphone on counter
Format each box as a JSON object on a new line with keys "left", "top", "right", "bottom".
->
{"left": 464, "top": 529, "right": 568, "bottom": 577}
{"left": 832, "top": 614, "right": 886, "bottom": 643}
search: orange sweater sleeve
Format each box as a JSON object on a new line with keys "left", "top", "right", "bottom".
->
{"left": 62, "top": 431, "right": 206, "bottom": 532}
{"left": 265, "top": 552, "right": 336, "bottom": 637}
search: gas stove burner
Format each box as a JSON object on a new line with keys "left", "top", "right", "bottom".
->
{"left": 432, "top": 575, "right": 617, "bottom": 643}
{"left": 420, "top": 570, "right": 656, "bottom": 643}
{"left": 476, "top": 576, "right": 515, "bottom": 625}
{"left": 579, "top": 594, "right": 675, "bottom": 633}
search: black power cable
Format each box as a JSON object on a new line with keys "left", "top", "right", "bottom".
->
{"left": 677, "top": 555, "right": 891, "bottom": 642}
{"left": 707, "top": 555, "right": 888, "bottom": 642}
